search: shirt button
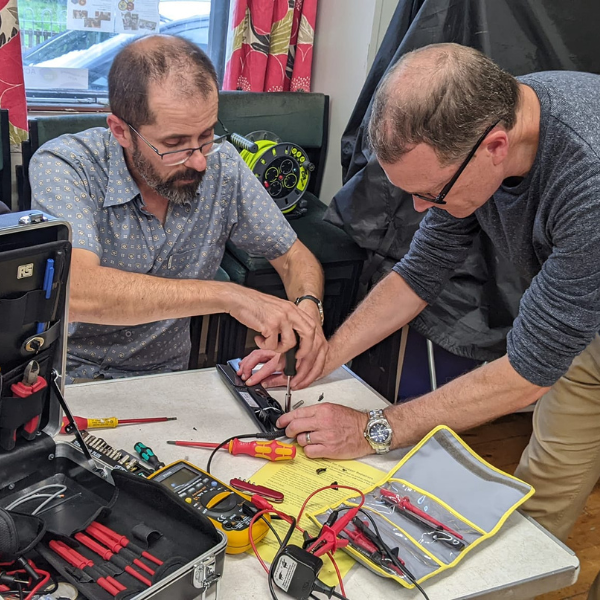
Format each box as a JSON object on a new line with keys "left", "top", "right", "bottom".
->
{"left": 125, "top": 331, "right": 132, "bottom": 338}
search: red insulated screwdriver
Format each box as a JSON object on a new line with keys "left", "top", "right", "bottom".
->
{"left": 166, "top": 438, "right": 296, "bottom": 461}
{"left": 75, "top": 533, "right": 152, "bottom": 586}
{"left": 49, "top": 540, "right": 123, "bottom": 596}
{"left": 90, "top": 522, "right": 163, "bottom": 566}
{"left": 86, "top": 524, "right": 156, "bottom": 576}
{"left": 60, "top": 415, "right": 177, "bottom": 434}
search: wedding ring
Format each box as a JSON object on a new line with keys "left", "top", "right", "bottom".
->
{"left": 306, "top": 432, "right": 312, "bottom": 445}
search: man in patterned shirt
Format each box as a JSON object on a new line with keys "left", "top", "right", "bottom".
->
{"left": 30, "top": 35, "right": 326, "bottom": 383}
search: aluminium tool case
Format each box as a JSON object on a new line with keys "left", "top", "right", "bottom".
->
{"left": 0, "top": 211, "right": 227, "bottom": 599}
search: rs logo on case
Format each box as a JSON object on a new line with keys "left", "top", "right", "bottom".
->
{"left": 17, "top": 263, "right": 34, "bottom": 279}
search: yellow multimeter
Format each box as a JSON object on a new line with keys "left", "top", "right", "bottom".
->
{"left": 148, "top": 460, "right": 269, "bottom": 554}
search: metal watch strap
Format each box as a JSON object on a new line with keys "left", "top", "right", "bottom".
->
{"left": 295, "top": 294, "right": 324, "bottom": 326}
{"left": 364, "top": 408, "right": 392, "bottom": 454}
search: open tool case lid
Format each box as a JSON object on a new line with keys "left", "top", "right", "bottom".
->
{"left": 0, "top": 211, "right": 226, "bottom": 600}
{"left": 0, "top": 211, "right": 71, "bottom": 449}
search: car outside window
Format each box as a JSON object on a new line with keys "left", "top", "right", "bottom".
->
{"left": 20, "top": 0, "right": 227, "bottom": 108}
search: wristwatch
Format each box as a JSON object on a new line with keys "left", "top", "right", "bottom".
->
{"left": 364, "top": 409, "right": 393, "bottom": 454}
{"left": 295, "top": 295, "right": 324, "bottom": 326}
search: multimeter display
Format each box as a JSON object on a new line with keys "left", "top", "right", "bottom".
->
{"left": 159, "top": 465, "right": 198, "bottom": 490}
{"left": 149, "top": 460, "right": 269, "bottom": 554}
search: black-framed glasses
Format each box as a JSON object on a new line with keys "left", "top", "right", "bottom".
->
{"left": 126, "top": 120, "right": 229, "bottom": 166}
{"left": 412, "top": 120, "right": 501, "bottom": 205}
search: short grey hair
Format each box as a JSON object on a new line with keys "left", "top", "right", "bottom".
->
{"left": 368, "top": 43, "right": 521, "bottom": 166}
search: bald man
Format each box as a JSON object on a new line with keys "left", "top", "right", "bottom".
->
{"left": 31, "top": 35, "right": 326, "bottom": 383}
{"left": 240, "top": 44, "right": 600, "bottom": 595}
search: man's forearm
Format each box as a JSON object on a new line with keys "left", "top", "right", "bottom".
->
{"left": 326, "top": 272, "right": 427, "bottom": 372}
{"left": 274, "top": 240, "right": 324, "bottom": 299}
{"left": 69, "top": 262, "right": 237, "bottom": 325}
{"left": 386, "top": 355, "right": 550, "bottom": 449}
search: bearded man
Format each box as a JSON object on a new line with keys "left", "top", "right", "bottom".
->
{"left": 31, "top": 34, "right": 325, "bottom": 383}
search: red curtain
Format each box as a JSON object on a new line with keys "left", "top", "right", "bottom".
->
{"left": 0, "top": 0, "right": 27, "bottom": 143}
{"left": 223, "top": 0, "right": 318, "bottom": 92}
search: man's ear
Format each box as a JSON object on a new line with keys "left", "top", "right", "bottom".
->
{"left": 486, "top": 130, "right": 509, "bottom": 166}
{"left": 107, "top": 114, "right": 132, "bottom": 149}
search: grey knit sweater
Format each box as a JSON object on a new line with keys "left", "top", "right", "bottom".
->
{"left": 394, "top": 71, "right": 600, "bottom": 387}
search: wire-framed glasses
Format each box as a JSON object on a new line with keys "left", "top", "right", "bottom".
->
{"left": 412, "top": 120, "right": 501, "bottom": 205}
{"left": 127, "top": 120, "right": 229, "bottom": 166}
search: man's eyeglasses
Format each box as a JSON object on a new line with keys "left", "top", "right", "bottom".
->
{"left": 412, "top": 120, "right": 501, "bottom": 205}
{"left": 126, "top": 120, "right": 229, "bottom": 166}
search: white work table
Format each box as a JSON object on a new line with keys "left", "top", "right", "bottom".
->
{"left": 63, "top": 367, "right": 579, "bottom": 599}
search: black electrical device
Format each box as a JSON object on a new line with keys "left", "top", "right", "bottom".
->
{"left": 272, "top": 545, "right": 324, "bottom": 600}
{"left": 216, "top": 359, "right": 284, "bottom": 433}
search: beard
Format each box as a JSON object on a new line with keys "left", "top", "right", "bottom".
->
{"left": 130, "top": 140, "right": 205, "bottom": 205}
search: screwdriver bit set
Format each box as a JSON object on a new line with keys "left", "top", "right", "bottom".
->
{"left": 69, "top": 430, "right": 154, "bottom": 477}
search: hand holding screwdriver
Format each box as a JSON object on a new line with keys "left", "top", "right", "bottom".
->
{"left": 167, "top": 438, "right": 296, "bottom": 461}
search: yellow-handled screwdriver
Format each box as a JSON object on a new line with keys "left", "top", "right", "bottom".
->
{"left": 60, "top": 415, "right": 177, "bottom": 433}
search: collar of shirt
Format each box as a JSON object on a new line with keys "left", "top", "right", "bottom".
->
{"left": 104, "top": 133, "right": 142, "bottom": 208}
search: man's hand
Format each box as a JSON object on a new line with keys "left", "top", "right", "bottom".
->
{"left": 227, "top": 286, "right": 319, "bottom": 357}
{"left": 237, "top": 333, "right": 327, "bottom": 390}
{"left": 276, "top": 403, "right": 374, "bottom": 459}
{"left": 237, "top": 295, "right": 328, "bottom": 389}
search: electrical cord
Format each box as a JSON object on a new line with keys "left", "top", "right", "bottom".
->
{"left": 6, "top": 485, "right": 67, "bottom": 515}
{"left": 268, "top": 516, "right": 297, "bottom": 600}
{"left": 249, "top": 485, "right": 364, "bottom": 599}
{"left": 205, "top": 431, "right": 283, "bottom": 474}
{"left": 262, "top": 515, "right": 283, "bottom": 546}
{"left": 350, "top": 507, "right": 430, "bottom": 600}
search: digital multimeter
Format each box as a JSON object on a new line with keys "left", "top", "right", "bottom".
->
{"left": 148, "top": 460, "right": 269, "bottom": 554}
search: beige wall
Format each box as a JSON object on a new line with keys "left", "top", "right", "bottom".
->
{"left": 311, "top": 0, "right": 396, "bottom": 205}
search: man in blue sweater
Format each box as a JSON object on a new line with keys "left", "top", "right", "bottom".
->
{"left": 240, "top": 43, "right": 600, "bottom": 596}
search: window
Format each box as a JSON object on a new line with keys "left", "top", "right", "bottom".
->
{"left": 19, "top": 0, "right": 230, "bottom": 108}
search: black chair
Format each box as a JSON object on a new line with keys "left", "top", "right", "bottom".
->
{"left": 215, "top": 92, "right": 366, "bottom": 362}
{"left": 0, "top": 109, "right": 11, "bottom": 209}
{"left": 188, "top": 266, "right": 230, "bottom": 370}
{"left": 18, "top": 113, "right": 110, "bottom": 211}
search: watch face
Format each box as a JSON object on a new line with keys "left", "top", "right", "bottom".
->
{"left": 369, "top": 422, "right": 390, "bottom": 444}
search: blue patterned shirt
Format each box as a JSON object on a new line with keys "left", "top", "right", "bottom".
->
{"left": 30, "top": 127, "right": 297, "bottom": 382}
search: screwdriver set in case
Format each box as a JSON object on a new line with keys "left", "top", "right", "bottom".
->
{"left": 0, "top": 212, "right": 226, "bottom": 600}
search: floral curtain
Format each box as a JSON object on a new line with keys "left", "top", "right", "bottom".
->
{"left": 0, "top": 0, "right": 27, "bottom": 143}
{"left": 223, "top": 0, "right": 318, "bottom": 92}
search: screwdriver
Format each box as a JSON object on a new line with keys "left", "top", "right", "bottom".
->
{"left": 284, "top": 332, "right": 300, "bottom": 412}
{"left": 60, "top": 415, "right": 177, "bottom": 434}
{"left": 134, "top": 441, "right": 165, "bottom": 470}
{"left": 166, "top": 438, "right": 296, "bottom": 461}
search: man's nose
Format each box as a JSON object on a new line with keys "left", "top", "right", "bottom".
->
{"left": 185, "top": 149, "right": 208, "bottom": 172}
{"left": 412, "top": 196, "right": 433, "bottom": 213}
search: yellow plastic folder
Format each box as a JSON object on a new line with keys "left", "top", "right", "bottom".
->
{"left": 249, "top": 446, "right": 385, "bottom": 586}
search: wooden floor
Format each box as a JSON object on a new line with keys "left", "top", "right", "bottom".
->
{"left": 465, "top": 413, "right": 600, "bottom": 600}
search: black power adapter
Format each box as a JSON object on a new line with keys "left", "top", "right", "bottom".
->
{"left": 272, "top": 545, "right": 324, "bottom": 600}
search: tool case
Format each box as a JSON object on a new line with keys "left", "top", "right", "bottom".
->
{"left": 0, "top": 211, "right": 227, "bottom": 599}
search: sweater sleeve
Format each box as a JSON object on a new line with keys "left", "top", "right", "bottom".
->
{"left": 393, "top": 208, "right": 480, "bottom": 304}
{"left": 507, "top": 179, "right": 600, "bottom": 386}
